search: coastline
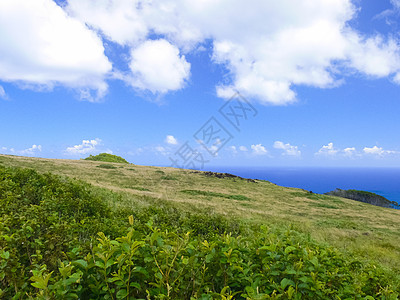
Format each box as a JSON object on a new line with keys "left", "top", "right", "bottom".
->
{"left": 205, "top": 166, "right": 400, "bottom": 205}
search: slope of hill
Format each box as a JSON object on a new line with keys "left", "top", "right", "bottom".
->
{"left": 0, "top": 154, "right": 400, "bottom": 298}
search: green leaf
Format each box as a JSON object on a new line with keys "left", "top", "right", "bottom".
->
{"left": 30, "top": 272, "right": 52, "bottom": 290}
{"left": 116, "top": 289, "right": 128, "bottom": 299}
{"left": 287, "top": 286, "right": 295, "bottom": 299}
{"left": 281, "top": 278, "right": 295, "bottom": 290}
{"left": 122, "top": 242, "right": 130, "bottom": 253}
{"left": 31, "top": 281, "right": 47, "bottom": 290}
{"left": 130, "top": 282, "right": 141, "bottom": 289}
{"left": 299, "top": 276, "right": 312, "bottom": 283}
{"left": 73, "top": 259, "right": 88, "bottom": 269}
{"left": 106, "top": 259, "right": 115, "bottom": 268}
{"left": 0, "top": 251, "right": 9, "bottom": 259}
{"left": 285, "top": 246, "right": 296, "bottom": 254}
{"left": 310, "top": 257, "right": 319, "bottom": 266}
{"left": 285, "top": 269, "right": 297, "bottom": 275}
{"left": 133, "top": 266, "right": 148, "bottom": 276}
{"left": 95, "top": 261, "right": 105, "bottom": 268}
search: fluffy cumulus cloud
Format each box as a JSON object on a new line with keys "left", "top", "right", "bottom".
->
{"left": 2, "top": 0, "right": 400, "bottom": 103}
{"left": 273, "top": 141, "right": 301, "bottom": 156}
{"left": 346, "top": 33, "right": 400, "bottom": 78}
{"left": 65, "top": 138, "right": 102, "bottom": 155}
{"left": 251, "top": 144, "right": 268, "bottom": 155}
{"left": 128, "top": 39, "right": 190, "bottom": 93}
{"left": 165, "top": 135, "right": 178, "bottom": 145}
{"left": 66, "top": 0, "right": 148, "bottom": 46}
{"left": 0, "top": 0, "right": 111, "bottom": 101}
{"left": 61, "top": 0, "right": 400, "bottom": 103}
{"left": 363, "top": 146, "right": 397, "bottom": 156}
{"left": 315, "top": 142, "right": 339, "bottom": 156}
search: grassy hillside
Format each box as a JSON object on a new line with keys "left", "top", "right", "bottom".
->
{"left": 1, "top": 154, "right": 400, "bottom": 298}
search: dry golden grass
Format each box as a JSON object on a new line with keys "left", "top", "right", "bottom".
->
{"left": 1, "top": 154, "right": 400, "bottom": 272}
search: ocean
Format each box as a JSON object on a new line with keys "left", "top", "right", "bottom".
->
{"left": 206, "top": 166, "right": 400, "bottom": 205}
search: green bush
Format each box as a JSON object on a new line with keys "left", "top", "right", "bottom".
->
{"left": 26, "top": 225, "right": 399, "bottom": 299}
{"left": 0, "top": 166, "right": 117, "bottom": 298}
{"left": 84, "top": 153, "right": 129, "bottom": 164}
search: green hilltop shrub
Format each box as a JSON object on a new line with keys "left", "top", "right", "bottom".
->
{"left": 0, "top": 165, "right": 399, "bottom": 299}
{"left": 84, "top": 153, "right": 129, "bottom": 164}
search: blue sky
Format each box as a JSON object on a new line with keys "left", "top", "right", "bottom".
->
{"left": 1, "top": 0, "right": 400, "bottom": 168}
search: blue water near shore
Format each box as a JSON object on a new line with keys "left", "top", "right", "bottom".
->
{"left": 207, "top": 166, "right": 400, "bottom": 205}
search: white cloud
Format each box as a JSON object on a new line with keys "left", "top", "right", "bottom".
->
{"left": 392, "top": 0, "right": 400, "bottom": 9}
{"left": 154, "top": 146, "right": 168, "bottom": 155}
{"left": 251, "top": 144, "right": 268, "bottom": 155}
{"left": 346, "top": 33, "right": 400, "bottom": 78}
{"left": 0, "top": 0, "right": 111, "bottom": 101}
{"left": 229, "top": 146, "right": 237, "bottom": 154}
{"left": 66, "top": 0, "right": 148, "bottom": 46}
{"left": 316, "top": 142, "right": 339, "bottom": 156}
{"left": 373, "top": 0, "right": 400, "bottom": 25}
{"left": 1, "top": 147, "right": 15, "bottom": 153}
{"left": 1, "top": 144, "right": 42, "bottom": 156}
{"left": 343, "top": 147, "right": 356, "bottom": 157}
{"left": 364, "top": 146, "right": 384, "bottom": 155}
{"left": 363, "top": 146, "right": 397, "bottom": 156}
{"left": 128, "top": 39, "right": 190, "bottom": 93}
{"left": 0, "top": 0, "right": 399, "bottom": 103}
{"left": 20, "top": 144, "right": 42, "bottom": 155}
{"left": 0, "top": 85, "right": 8, "bottom": 100}
{"left": 65, "top": 138, "right": 102, "bottom": 155}
{"left": 239, "top": 146, "right": 248, "bottom": 152}
{"left": 394, "top": 72, "right": 400, "bottom": 84}
{"left": 64, "top": 0, "right": 400, "bottom": 104}
{"left": 273, "top": 141, "right": 301, "bottom": 156}
{"left": 165, "top": 135, "right": 178, "bottom": 145}
{"left": 315, "top": 144, "right": 398, "bottom": 158}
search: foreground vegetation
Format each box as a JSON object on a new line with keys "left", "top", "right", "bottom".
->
{"left": 0, "top": 154, "right": 400, "bottom": 298}
{"left": 0, "top": 165, "right": 399, "bottom": 299}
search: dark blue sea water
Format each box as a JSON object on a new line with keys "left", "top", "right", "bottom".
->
{"left": 207, "top": 166, "right": 400, "bottom": 205}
